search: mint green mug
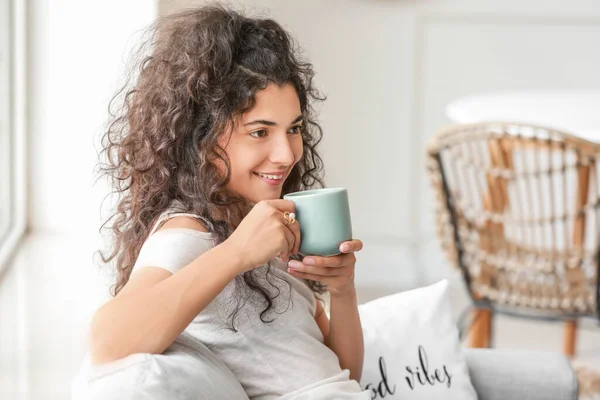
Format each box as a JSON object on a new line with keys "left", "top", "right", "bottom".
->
{"left": 283, "top": 187, "right": 353, "bottom": 256}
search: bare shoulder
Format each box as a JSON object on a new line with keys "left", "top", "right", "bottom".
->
{"left": 117, "top": 217, "right": 208, "bottom": 298}
{"left": 157, "top": 216, "right": 209, "bottom": 233}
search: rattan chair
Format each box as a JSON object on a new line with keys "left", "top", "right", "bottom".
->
{"left": 427, "top": 122, "right": 600, "bottom": 357}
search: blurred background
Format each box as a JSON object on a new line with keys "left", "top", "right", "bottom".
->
{"left": 2, "top": 0, "right": 600, "bottom": 398}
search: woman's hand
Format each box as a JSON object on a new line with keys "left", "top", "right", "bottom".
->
{"left": 286, "top": 239, "right": 363, "bottom": 296}
{"left": 225, "top": 200, "right": 301, "bottom": 273}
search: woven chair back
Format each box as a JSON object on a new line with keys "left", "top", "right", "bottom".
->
{"left": 427, "top": 122, "right": 600, "bottom": 317}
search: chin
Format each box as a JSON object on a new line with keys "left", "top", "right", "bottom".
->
{"left": 248, "top": 190, "right": 283, "bottom": 203}
{"left": 256, "top": 193, "right": 282, "bottom": 202}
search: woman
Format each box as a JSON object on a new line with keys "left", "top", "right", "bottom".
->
{"left": 89, "top": 4, "right": 368, "bottom": 399}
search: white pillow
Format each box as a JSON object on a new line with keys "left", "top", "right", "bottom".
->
{"left": 358, "top": 279, "right": 477, "bottom": 400}
{"left": 72, "top": 336, "right": 249, "bottom": 400}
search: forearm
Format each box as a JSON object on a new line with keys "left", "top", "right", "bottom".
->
{"left": 325, "top": 286, "right": 364, "bottom": 382}
{"left": 90, "top": 242, "right": 242, "bottom": 364}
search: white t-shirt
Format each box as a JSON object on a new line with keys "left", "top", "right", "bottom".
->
{"left": 131, "top": 208, "right": 369, "bottom": 400}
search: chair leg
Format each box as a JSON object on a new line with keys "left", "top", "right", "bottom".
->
{"left": 468, "top": 308, "right": 492, "bottom": 348}
{"left": 563, "top": 319, "right": 578, "bottom": 358}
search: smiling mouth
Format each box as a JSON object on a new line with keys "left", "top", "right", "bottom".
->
{"left": 253, "top": 172, "right": 284, "bottom": 180}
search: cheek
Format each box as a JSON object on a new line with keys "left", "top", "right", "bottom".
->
{"left": 294, "top": 139, "right": 304, "bottom": 164}
{"left": 228, "top": 147, "right": 262, "bottom": 180}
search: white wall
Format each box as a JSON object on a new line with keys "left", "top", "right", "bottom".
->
{"left": 29, "top": 0, "right": 158, "bottom": 238}
{"left": 161, "top": 0, "right": 600, "bottom": 291}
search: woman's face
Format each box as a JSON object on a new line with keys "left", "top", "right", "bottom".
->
{"left": 220, "top": 82, "right": 304, "bottom": 203}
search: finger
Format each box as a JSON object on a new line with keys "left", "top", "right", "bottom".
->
{"left": 265, "top": 199, "right": 296, "bottom": 213}
{"left": 339, "top": 239, "right": 363, "bottom": 254}
{"left": 287, "top": 269, "right": 326, "bottom": 282}
{"left": 284, "top": 219, "right": 301, "bottom": 255}
{"left": 301, "top": 254, "right": 345, "bottom": 268}
{"left": 280, "top": 226, "right": 296, "bottom": 262}
{"left": 288, "top": 261, "right": 344, "bottom": 277}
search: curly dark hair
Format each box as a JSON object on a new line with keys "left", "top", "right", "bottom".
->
{"left": 97, "top": 4, "right": 327, "bottom": 330}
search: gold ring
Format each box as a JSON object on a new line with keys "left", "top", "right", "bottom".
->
{"left": 283, "top": 211, "right": 296, "bottom": 226}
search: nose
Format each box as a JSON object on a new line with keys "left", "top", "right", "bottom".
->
{"left": 269, "top": 133, "right": 296, "bottom": 166}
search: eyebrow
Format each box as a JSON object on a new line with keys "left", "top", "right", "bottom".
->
{"left": 244, "top": 114, "right": 304, "bottom": 127}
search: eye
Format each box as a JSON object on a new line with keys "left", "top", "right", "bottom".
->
{"left": 250, "top": 129, "right": 267, "bottom": 138}
{"left": 289, "top": 125, "right": 303, "bottom": 134}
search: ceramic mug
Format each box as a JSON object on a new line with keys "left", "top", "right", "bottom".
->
{"left": 283, "top": 187, "right": 353, "bottom": 256}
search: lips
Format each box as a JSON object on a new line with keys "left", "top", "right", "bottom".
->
{"left": 254, "top": 172, "right": 284, "bottom": 180}
{"left": 253, "top": 171, "right": 285, "bottom": 186}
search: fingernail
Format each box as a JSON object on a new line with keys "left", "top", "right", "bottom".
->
{"left": 341, "top": 244, "right": 349, "bottom": 252}
{"left": 288, "top": 260, "right": 301, "bottom": 269}
{"left": 303, "top": 258, "right": 314, "bottom": 265}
